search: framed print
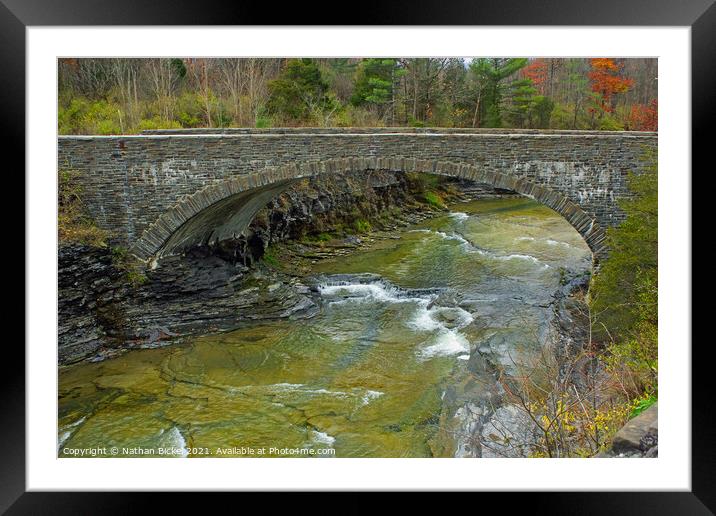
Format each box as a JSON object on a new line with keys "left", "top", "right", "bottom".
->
{"left": 5, "top": 0, "right": 712, "bottom": 511}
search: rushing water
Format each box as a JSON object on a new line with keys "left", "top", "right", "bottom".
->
{"left": 58, "top": 198, "right": 591, "bottom": 458}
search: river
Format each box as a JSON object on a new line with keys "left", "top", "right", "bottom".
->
{"left": 58, "top": 197, "right": 592, "bottom": 458}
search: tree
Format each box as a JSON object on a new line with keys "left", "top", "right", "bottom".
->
{"left": 266, "top": 59, "right": 331, "bottom": 122}
{"left": 217, "top": 58, "right": 248, "bottom": 126}
{"left": 566, "top": 59, "right": 589, "bottom": 129}
{"left": 522, "top": 59, "right": 548, "bottom": 95}
{"left": 57, "top": 57, "right": 658, "bottom": 133}
{"left": 145, "top": 58, "right": 185, "bottom": 123}
{"left": 506, "top": 77, "right": 555, "bottom": 129}
{"left": 588, "top": 58, "right": 634, "bottom": 122}
{"left": 62, "top": 59, "right": 115, "bottom": 99}
{"left": 437, "top": 59, "right": 473, "bottom": 126}
{"left": 350, "top": 59, "right": 398, "bottom": 121}
{"left": 216, "top": 58, "right": 274, "bottom": 126}
{"left": 468, "top": 58, "right": 528, "bottom": 127}
{"left": 395, "top": 58, "right": 452, "bottom": 125}
{"left": 109, "top": 59, "right": 141, "bottom": 131}
{"left": 318, "top": 58, "right": 358, "bottom": 104}
{"left": 507, "top": 78, "right": 538, "bottom": 128}
{"left": 531, "top": 96, "right": 555, "bottom": 128}
{"left": 192, "top": 59, "right": 217, "bottom": 126}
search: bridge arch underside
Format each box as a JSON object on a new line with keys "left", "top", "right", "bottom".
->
{"left": 130, "top": 157, "right": 609, "bottom": 265}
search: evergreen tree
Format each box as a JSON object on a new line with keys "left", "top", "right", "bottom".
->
{"left": 266, "top": 59, "right": 331, "bottom": 121}
{"left": 351, "top": 59, "right": 396, "bottom": 108}
{"left": 531, "top": 96, "right": 555, "bottom": 128}
{"left": 469, "top": 58, "right": 528, "bottom": 127}
{"left": 507, "top": 78, "right": 538, "bottom": 128}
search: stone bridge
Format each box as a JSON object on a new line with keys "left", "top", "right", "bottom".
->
{"left": 57, "top": 128, "right": 657, "bottom": 264}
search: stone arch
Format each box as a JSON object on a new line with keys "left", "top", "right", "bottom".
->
{"left": 130, "top": 156, "right": 608, "bottom": 265}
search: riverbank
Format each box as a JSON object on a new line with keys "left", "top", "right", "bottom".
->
{"left": 437, "top": 247, "right": 593, "bottom": 458}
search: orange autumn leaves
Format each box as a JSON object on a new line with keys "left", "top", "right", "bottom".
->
{"left": 587, "top": 58, "right": 657, "bottom": 131}
{"left": 522, "top": 59, "right": 549, "bottom": 95}
{"left": 628, "top": 99, "right": 658, "bottom": 131}
{"left": 588, "top": 58, "right": 635, "bottom": 115}
{"left": 523, "top": 58, "right": 653, "bottom": 129}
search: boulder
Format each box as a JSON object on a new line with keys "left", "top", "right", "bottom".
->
{"left": 599, "top": 403, "right": 658, "bottom": 458}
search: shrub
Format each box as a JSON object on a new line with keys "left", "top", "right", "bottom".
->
{"left": 591, "top": 164, "right": 657, "bottom": 342}
{"left": 111, "top": 246, "right": 148, "bottom": 287}
{"left": 255, "top": 115, "right": 272, "bottom": 128}
{"left": 214, "top": 101, "right": 234, "bottom": 127}
{"left": 590, "top": 157, "right": 658, "bottom": 428}
{"left": 353, "top": 219, "right": 372, "bottom": 233}
{"left": 175, "top": 92, "right": 204, "bottom": 127}
{"left": 135, "top": 117, "right": 182, "bottom": 132}
{"left": 488, "top": 341, "right": 633, "bottom": 458}
{"left": 408, "top": 116, "right": 426, "bottom": 128}
{"left": 629, "top": 393, "right": 657, "bottom": 419}
{"left": 125, "top": 269, "right": 149, "bottom": 287}
{"left": 335, "top": 104, "right": 384, "bottom": 127}
{"left": 59, "top": 98, "right": 124, "bottom": 134}
{"left": 58, "top": 98, "right": 88, "bottom": 134}
{"left": 58, "top": 169, "right": 108, "bottom": 246}
{"left": 549, "top": 103, "right": 573, "bottom": 129}
{"left": 423, "top": 191, "right": 445, "bottom": 208}
{"left": 597, "top": 114, "right": 625, "bottom": 131}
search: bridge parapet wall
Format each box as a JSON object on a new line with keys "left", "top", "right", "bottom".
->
{"left": 141, "top": 127, "right": 657, "bottom": 136}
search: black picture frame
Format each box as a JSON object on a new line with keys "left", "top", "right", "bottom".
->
{"left": 4, "top": 0, "right": 710, "bottom": 512}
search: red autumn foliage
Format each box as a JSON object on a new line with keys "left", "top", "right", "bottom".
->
{"left": 628, "top": 99, "right": 658, "bottom": 131}
{"left": 522, "top": 59, "right": 548, "bottom": 94}
{"left": 58, "top": 58, "right": 80, "bottom": 70}
{"left": 588, "top": 58, "right": 634, "bottom": 114}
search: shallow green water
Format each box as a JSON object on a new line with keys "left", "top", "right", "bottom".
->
{"left": 58, "top": 198, "right": 591, "bottom": 458}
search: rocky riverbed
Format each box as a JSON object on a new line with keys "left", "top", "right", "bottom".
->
{"left": 59, "top": 194, "right": 591, "bottom": 457}
{"left": 59, "top": 175, "right": 600, "bottom": 458}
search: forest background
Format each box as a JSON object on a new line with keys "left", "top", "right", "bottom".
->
{"left": 58, "top": 57, "right": 658, "bottom": 134}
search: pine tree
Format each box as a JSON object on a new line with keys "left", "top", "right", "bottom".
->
{"left": 469, "top": 58, "right": 528, "bottom": 127}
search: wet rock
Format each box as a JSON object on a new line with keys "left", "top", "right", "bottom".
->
{"left": 644, "top": 445, "right": 658, "bottom": 458}
{"left": 427, "top": 290, "right": 463, "bottom": 309}
{"left": 58, "top": 243, "right": 319, "bottom": 364}
{"left": 429, "top": 307, "right": 471, "bottom": 330}
{"left": 480, "top": 404, "right": 538, "bottom": 458}
{"left": 475, "top": 332, "right": 523, "bottom": 372}
{"left": 451, "top": 270, "right": 594, "bottom": 457}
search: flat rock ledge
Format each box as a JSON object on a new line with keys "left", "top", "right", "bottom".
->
{"left": 598, "top": 403, "right": 658, "bottom": 458}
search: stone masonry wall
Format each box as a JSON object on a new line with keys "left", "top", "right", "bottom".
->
{"left": 57, "top": 129, "right": 657, "bottom": 256}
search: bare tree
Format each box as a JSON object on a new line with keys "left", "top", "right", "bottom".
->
{"left": 110, "top": 59, "right": 141, "bottom": 131}
{"left": 217, "top": 58, "right": 247, "bottom": 125}
{"left": 145, "top": 58, "right": 181, "bottom": 121}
